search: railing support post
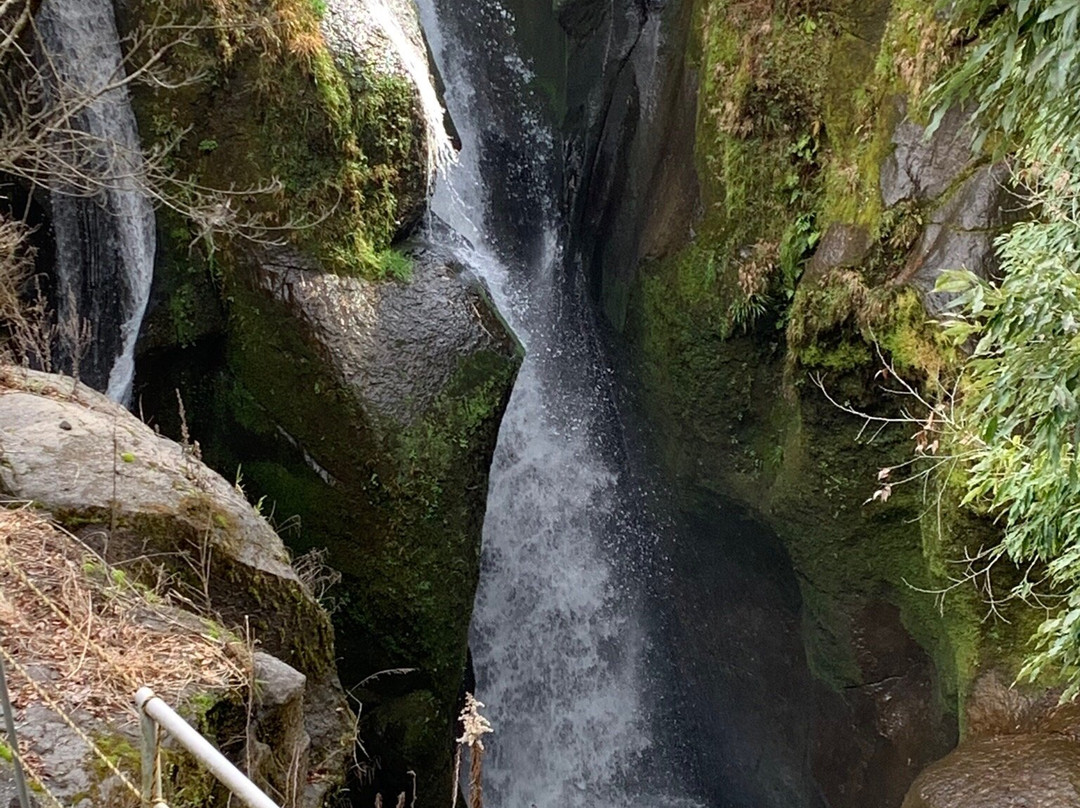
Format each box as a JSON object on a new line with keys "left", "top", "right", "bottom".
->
{"left": 0, "top": 649, "right": 32, "bottom": 808}
{"left": 139, "top": 698, "right": 162, "bottom": 807}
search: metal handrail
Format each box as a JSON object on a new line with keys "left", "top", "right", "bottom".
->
{"left": 135, "top": 687, "right": 282, "bottom": 808}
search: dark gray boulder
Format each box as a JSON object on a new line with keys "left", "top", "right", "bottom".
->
{"left": 880, "top": 106, "right": 976, "bottom": 208}
{"left": 215, "top": 246, "right": 522, "bottom": 806}
{"left": 901, "top": 163, "right": 1017, "bottom": 315}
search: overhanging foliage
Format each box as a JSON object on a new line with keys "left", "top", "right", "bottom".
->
{"left": 934, "top": 0, "right": 1080, "bottom": 697}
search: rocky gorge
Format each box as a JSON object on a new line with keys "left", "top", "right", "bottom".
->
{"left": 1, "top": 0, "right": 1079, "bottom": 807}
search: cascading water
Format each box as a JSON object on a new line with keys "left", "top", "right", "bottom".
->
{"left": 415, "top": 2, "right": 701, "bottom": 805}
{"left": 37, "top": 0, "right": 155, "bottom": 402}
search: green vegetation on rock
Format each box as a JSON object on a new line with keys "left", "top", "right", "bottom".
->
{"left": 623, "top": 0, "right": 1031, "bottom": 725}
{"left": 122, "top": 0, "right": 427, "bottom": 281}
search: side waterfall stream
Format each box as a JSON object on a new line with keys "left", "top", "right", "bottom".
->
{"left": 37, "top": 0, "right": 155, "bottom": 402}
{"left": 416, "top": 1, "right": 703, "bottom": 805}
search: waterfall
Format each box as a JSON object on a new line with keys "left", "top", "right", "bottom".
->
{"left": 36, "top": 0, "right": 155, "bottom": 403}
{"left": 415, "top": 2, "right": 702, "bottom": 805}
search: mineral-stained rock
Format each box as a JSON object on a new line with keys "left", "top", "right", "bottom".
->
{"left": 903, "top": 673, "right": 1080, "bottom": 808}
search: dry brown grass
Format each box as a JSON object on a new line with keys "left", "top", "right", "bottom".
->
{"left": 194, "top": 0, "right": 326, "bottom": 65}
{"left": 886, "top": 8, "right": 961, "bottom": 104}
{"left": 0, "top": 216, "right": 32, "bottom": 323}
{"left": 0, "top": 505, "right": 246, "bottom": 743}
{"left": 0, "top": 214, "right": 37, "bottom": 362}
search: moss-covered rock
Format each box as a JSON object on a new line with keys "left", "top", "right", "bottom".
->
{"left": 111, "top": 0, "right": 520, "bottom": 801}
{"left": 0, "top": 368, "right": 336, "bottom": 675}
{"left": 0, "top": 367, "right": 353, "bottom": 807}
{"left": 133, "top": 244, "right": 522, "bottom": 805}
{"left": 216, "top": 247, "right": 520, "bottom": 804}
{"left": 117, "top": 0, "right": 429, "bottom": 278}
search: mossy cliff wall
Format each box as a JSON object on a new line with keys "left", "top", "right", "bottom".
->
{"left": 558, "top": 0, "right": 1035, "bottom": 805}
{"left": 110, "top": 1, "right": 521, "bottom": 804}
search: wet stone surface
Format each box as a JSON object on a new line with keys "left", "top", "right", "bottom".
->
{"left": 880, "top": 106, "right": 975, "bottom": 208}
{"left": 903, "top": 734, "right": 1080, "bottom": 808}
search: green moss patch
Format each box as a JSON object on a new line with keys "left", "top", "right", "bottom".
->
{"left": 787, "top": 272, "right": 956, "bottom": 381}
{"left": 121, "top": 0, "right": 428, "bottom": 306}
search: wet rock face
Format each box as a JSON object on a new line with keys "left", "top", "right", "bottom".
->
{"left": 903, "top": 736, "right": 1080, "bottom": 808}
{"left": 880, "top": 106, "right": 976, "bottom": 208}
{"left": 809, "top": 602, "right": 956, "bottom": 808}
{"left": 213, "top": 246, "right": 521, "bottom": 806}
{"left": 561, "top": 0, "right": 699, "bottom": 328}
{"left": 553, "top": 0, "right": 608, "bottom": 37}
{"left": 901, "top": 162, "right": 1017, "bottom": 315}
{"left": 875, "top": 106, "right": 1021, "bottom": 316}
{"left": 668, "top": 507, "right": 830, "bottom": 808}
{"left": 322, "top": 0, "right": 427, "bottom": 70}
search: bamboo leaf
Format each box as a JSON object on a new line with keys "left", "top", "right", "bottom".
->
{"left": 1037, "top": 0, "right": 1075, "bottom": 23}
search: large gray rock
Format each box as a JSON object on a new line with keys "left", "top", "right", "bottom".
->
{"left": 881, "top": 106, "right": 975, "bottom": 208}
{"left": 0, "top": 369, "right": 327, "bottom": 673}
{"left": 0, "top": 368, "right": 353, "bottom": 804}
{"left": 321, "top": 0, "right": 452, "bottom": 181}
{"left": 318, "top": 0, "right": 451, "bottom": 233}
{"left": 254, "top": 248, "right": 516, "bottom": 425}
{"left": 901, "top": 163, "right": 1015, "bottom": 315}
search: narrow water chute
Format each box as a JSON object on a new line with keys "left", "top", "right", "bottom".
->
{"left": 36, "top": 0, "right": 155, "bottom": 403}
{"left": 414, "top": 1, "right": 700, "bottom": 805}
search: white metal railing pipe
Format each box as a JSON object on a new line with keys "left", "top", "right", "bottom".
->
{"left": 135, "top": 687, "right": 281, "bottom": 808}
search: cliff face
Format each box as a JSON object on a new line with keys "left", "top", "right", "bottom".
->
{"left": 553, "top": 0, "right": 1049, "bottom": 805}
{"left": 557, "top": 0, "right": 700, "bottom": 328}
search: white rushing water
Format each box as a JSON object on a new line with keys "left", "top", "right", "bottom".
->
{"left": 37, "top": 0, "right": 155, "bottom": 402}
{"left": 414, "top": 2, "right": 689, "bottom": 806}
